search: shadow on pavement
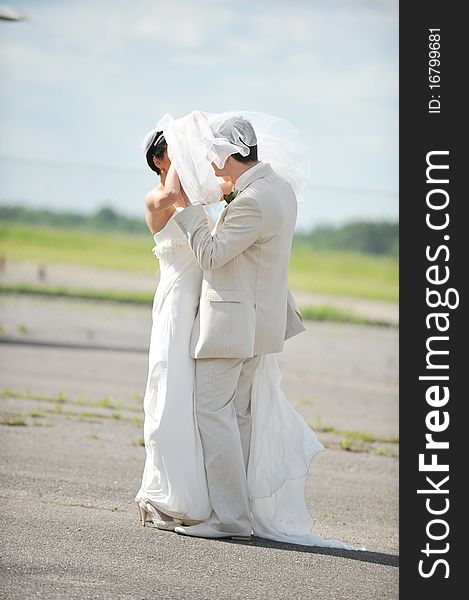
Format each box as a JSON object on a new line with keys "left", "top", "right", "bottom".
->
{"left": 220, "top": 536, "right": 399, "bottom": 567}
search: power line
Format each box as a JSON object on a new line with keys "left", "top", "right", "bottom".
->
{"left": 0, "top": 154, "right": 398, "bottom": 198}
{"left": 0, "top": 154, "right": 142, "bottom": 174}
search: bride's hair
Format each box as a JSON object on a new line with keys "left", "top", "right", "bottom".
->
{"left": 146, "top": 131, "right": 167, "bottom": 175}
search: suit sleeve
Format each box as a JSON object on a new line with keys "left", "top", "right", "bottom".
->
{"left": 173, "top": 196, "right": 263, "bottom": 271}
{"left": 285, "top": 289, "right": 306, "bottom": 340}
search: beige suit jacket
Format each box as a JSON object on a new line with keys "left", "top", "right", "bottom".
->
{"left": 174, "top": 163, "right": 305, "bottom": 359}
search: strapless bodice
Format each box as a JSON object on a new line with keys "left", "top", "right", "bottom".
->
{"left": 152, "top": 209, "right": 198, "bottom": 275}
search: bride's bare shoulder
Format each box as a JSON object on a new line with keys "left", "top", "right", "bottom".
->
{"left": 144, "top": 183, "right": 164, "bottom": 206}
{"left": 145, "top": 204, "right": 176, "bottom": 236}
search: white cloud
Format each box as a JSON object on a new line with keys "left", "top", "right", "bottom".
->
{"left": 26, "top": 0, "right": 237, "bottom": 53}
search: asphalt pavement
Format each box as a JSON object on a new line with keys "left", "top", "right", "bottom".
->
{"left": 0, "top": 295, "right": 398, "bottom": 599}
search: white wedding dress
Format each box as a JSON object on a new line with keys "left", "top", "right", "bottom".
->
{"left": 136, "top": 207, "right": 361, "bottom": 549}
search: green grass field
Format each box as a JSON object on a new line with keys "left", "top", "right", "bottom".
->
{"left": 0, "top": 222, "right": 398, "bottom": 301}
{"left": 289, "top": 244, "right": 398, "bottom": 301}
{"left": 0, "top": 222, "right": 154, "bottom": 272}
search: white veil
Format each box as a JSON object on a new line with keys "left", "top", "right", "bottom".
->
{"left": 144, "top": 110, "right": 310, "bottom": 206}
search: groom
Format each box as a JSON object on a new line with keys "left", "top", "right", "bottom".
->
{"left": 173, "top": 116, "right": 304, "bottom": 539}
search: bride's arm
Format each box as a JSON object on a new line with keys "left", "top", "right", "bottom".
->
{"left": 144, "top": 163, "right": 181, "bottom": 212}
{"left": 175, "top": 185, "right": 190, "bottom": 208}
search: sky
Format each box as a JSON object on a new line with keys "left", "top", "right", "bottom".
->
{"left": 0, "top": 0, "right": 398, "bottom": 230}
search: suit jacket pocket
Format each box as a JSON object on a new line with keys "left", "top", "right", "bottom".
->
{"left": 196, "top": 288, "right": 255, "bottom": 358}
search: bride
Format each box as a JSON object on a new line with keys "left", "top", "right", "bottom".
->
{"left": 135, "top": 113, "right": 362, "bottom": 550}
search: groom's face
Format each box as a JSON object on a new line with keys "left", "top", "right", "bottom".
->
{"left": 211, "top": 156, "right": 229, "bottom": 177}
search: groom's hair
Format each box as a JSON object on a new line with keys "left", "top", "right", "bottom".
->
{"left": 146, "top": 131, "right": 167, "bottom": 175}
{"left": 232, "top": 144, "right": 258, "bottom": 163}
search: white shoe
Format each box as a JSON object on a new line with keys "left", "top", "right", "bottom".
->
{"left": 135, "top": 497, "right": 177, "bottom": 531}
{"left": 174, "top": 522, "right": 251, "bottom": 540}
{"left": 135, "top": 497, "right": 152, "bottom": 527}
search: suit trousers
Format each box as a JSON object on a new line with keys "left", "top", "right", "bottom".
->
{"left": 194, "top": 355, "right": 261, "bottom": 533}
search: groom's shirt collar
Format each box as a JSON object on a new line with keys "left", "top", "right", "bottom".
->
{"left": 234, "top": 162, "right": 270, "bottom": 193}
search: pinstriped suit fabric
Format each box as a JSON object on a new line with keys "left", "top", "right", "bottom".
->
{"left": 174, "top": 163, "right": 304, "bottom": 360}
{"left": 173, "top": 163, "right": 304, "bottom": 530}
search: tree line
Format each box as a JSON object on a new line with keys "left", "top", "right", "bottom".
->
{"left": 0, "top": 205, "right": 147, "bottom": 234}
{"left": 294, "top": 221, "right": 398, "bottom": 257}
{"left": 0, "top": 205, "right": 398, "bottom": 256}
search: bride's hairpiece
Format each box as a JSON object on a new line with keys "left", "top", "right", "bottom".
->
{"left": 152, "top": 132, "right": 165, "bottom": 148}
{"left": 142, "top": 128, "right": 167, "bottom": 174}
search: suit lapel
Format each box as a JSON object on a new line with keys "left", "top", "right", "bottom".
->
{"left": 235, "top": 163, "right": 272, "bottom": 194}
{"left": 212, "top": 164, "right": 272, "bottom": 234}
